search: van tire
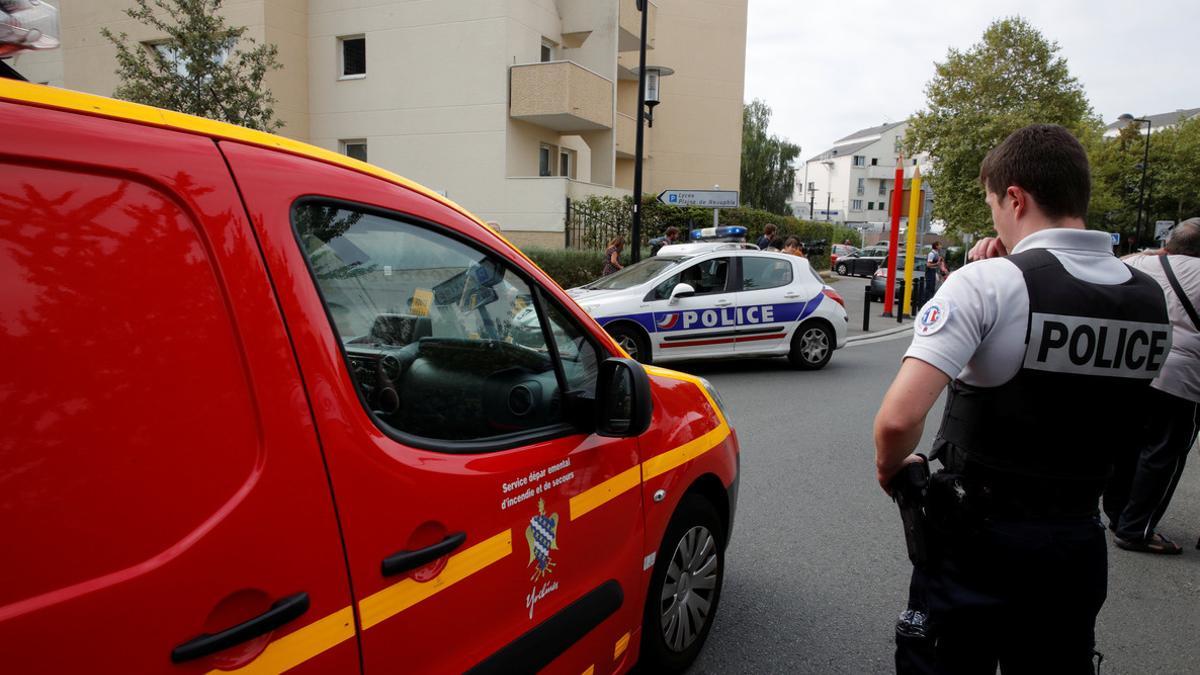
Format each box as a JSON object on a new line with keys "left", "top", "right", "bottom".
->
{"left": 640, "top": 495, "right": 725, "bottom": 673}
{"left": 788, "top": 321, "right": 834, "bottom": 370}
{"left": 607, "top": 323, "right": 652, "bottom": 364}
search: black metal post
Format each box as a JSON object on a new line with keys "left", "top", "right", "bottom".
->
{"left": 863, "top": 285, "right": 871, "bottom": 332}
{"left": 630, "top": 0, "right": 650, "bottom": 263}
{"left": 1134, "top": 118, "right": 1151, "bottom": 247}
{"left": 825, "top": 193, "right": 831, "bottom": 222}
{"left": 809, "top": 190, "right": 816, "bottom": 222}
{"left": 897, "top": 279, "right": 905, "bottom": 323}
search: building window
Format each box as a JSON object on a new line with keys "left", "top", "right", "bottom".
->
{"left": 339, "top": 35, "right": 366, "bottom": 78}
{"left": 851, "top": 199, "right": 863, "bottom": 211}
{"left": 807, "top": 181, "right": 815, "bottom": 191}
{"left": 879, "top": 182, "right": 887, "bottom": 196}
{"left": 539, "top": 145, "right": 552, "bottom": 177}
{"left": 856, "top": 178, "right": 865, "bottom": 195}
{"left": 894, "top": 137, "right": 902, "bottom": 153}
{"left": 559, "top": 149, "right": 576, "bottom": 179}
{"left": 853, "top": 155, "right": 865, "bottom": 167}
{"left": 148, "top": 39, "right": 233, "bottom": 77}
{"left": 871, "top": 157, "right": 879, "bottom": 166}
{"left": 867, "top": 202, "right": 874, "bottom": 210}
{"left": 541, "top": 38, "right": 555, "bottom": 62}
{"left": 913, "top": 158, "right": 918, "bottom": 165}
{"left": 340, "top": 139, "right": 368, "bottom": 162}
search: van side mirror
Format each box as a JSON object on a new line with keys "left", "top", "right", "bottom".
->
{"left": 669, "top": 283, "right": 695, "bottom": 303}
{"left": 595, "top": 358, "right": 653, "bottom": 437}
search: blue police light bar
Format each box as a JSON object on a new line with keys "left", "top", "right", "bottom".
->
{"left": 689, "top": 226, "right": 747, "bottom": 242}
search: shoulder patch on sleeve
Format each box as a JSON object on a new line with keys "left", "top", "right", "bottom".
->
{"left": 915, "top": 299, "right": 951, "bottom": 336}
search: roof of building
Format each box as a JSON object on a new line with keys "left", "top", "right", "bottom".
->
{"left": 1105, "top": 107, "right": 1200, "bottom": 132}
{"left": 807, "top": 120, "right": 906, "bottom": 163}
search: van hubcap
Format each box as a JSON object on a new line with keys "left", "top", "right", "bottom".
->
{"left": 660, "top": 525, "right": 718, "bottom": 652}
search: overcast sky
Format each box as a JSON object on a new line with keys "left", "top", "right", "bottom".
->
{"left": 745, "top": 0, "right": 1200, "bottom": 161}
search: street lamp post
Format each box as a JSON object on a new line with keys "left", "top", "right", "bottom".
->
{"left": 629, "top": 1, "right": 673, "bottom": 263}
{"left": 1118, "top": 113, "right": 1152, "bottom": 249}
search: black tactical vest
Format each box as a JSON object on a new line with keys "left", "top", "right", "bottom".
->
{"left": 935, "top": 248, "right": 1171, "bottom": 513}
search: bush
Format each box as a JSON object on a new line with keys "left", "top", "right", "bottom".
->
{"left": 567, "top": 195, "right": 862, "bottom": 271}
{"left": 527, "top": 247, "right": 653, "bottom": 289}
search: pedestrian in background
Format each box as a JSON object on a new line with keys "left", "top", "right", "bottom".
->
{"left": 923, "top": 242, "right": 942, "bottom": 304}
{"left": 1104, "top": 216, "right": 1200, "bottom": 554}
{"left": 758, "top": 223, "right": 777, "bottom": 250}
{"left": 649, "top": 226, "right": 680, "bottom": 256}
{"left": 874, "top": 124, "right": 1171, "bottom": 673}
{"left": 601, "top": 235, "right": 624, "bottom": 276}
{"left": 783, "top": 236, "right": 805, "bottom": 257}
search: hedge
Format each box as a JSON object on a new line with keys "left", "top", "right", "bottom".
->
{"left": 526, "top": 247, "right": 652, "bottom": 290}
{"left": 566, "top": 195, "right": 862, "bottom": 272}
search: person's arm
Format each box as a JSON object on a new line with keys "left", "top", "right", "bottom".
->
{"left": 611, "top": 250, "right": 623, "bottom": 269}
{"left": 874, "top": 358, "right": 951, "bottom": 492}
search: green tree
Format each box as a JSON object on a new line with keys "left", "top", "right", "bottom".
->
{"left": 906, "top": 17, "right": 1094, "bottom": 237}
{"left": 740, "top": 99, "right": 801, "bottom": 215}
{"left": 101, "top": 0, "right": 283, "bottom": 131}
{"left": 1154, "top": 116, "right": 1200, "bottom": 225}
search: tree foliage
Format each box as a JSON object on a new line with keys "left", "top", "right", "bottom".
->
{"left": 1088, "top": 116, "right": 1200, "bottom": 247}
{"left": 740, "top": 100, "right": 801, "bottom": 215}
{"left": 906, "top": 17, "right": 1093, "bottom": 237}
{"left": 101, "top": 0, "right": 283, "bottom": 131}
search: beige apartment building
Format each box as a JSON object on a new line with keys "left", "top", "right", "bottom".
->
{"left": 15, "top": 0, "right": 747, "bottom": 249}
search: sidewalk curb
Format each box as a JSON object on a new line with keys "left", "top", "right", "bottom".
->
{"left": 845, "top": 323, "right": 911, "bottom": 344}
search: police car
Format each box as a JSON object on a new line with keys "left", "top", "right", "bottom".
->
{"left": 569, "top": 242, "right": 849, "bottom": 369}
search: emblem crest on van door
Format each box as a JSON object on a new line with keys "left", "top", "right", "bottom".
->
{"left": 525, "top": 499, "right": 560, "bottom": 581}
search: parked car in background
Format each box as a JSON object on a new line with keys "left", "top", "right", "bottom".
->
{"left": 870, "top": 257, "right": 929, "bottom": 302}
{"left": 833, "top": 244, "right": 890, "bottom": 277}
{"left": 830, "top": 244, "right": 858, "bottom": 268}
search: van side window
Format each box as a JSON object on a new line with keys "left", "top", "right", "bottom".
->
{"left": 293, "top": 202, "right": 596, "bottom": 447}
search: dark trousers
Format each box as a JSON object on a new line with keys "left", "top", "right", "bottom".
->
{"left": 896, "top": 516, "right": 1107, "bottom": 674}
{"left": 1103, "top": 387, "right": 1200, "bottom": 541}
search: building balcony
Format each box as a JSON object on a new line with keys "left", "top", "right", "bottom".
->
{"left": 510, "top": 61, "right": 612, "bottom": 132}
{"left": 619, "top": 0, "right": 656, "bottom": 52}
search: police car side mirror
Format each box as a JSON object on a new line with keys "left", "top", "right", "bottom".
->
{"left": 669, "top": 283, "right": 695, "bottom": 303}
{"left": 595, "top": 358, "right": 653, "bottom": 437}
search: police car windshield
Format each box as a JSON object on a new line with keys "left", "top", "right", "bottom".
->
{"left": 585, "top": 257, "right": 682, "bottom": 290}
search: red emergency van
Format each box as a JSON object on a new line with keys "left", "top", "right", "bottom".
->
{"left": 0, "top": 75, "right": 739, "bottom": 673}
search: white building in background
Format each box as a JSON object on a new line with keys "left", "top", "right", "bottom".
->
{"left": 790, "top": 121, "right": 933, "bottom": 240}
{"left": 1104, "top": 107, "right": 1199, "bottom": 138}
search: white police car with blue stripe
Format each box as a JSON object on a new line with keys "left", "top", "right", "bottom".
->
{"left": 568, "top": 244, "right": 849, "bottom": 369}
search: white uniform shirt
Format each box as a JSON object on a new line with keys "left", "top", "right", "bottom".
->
{"left": 1124, "top": 253, "right": 1200, "bottom": 402}
{"left": 905, "top": 229, "right": 1132, "bottom": 386}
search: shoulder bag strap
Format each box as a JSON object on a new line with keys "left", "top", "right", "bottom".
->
{"left": 1159, "top": 255, "right": 1200, "bottom": 330}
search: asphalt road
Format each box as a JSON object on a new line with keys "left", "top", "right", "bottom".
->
{"left": 675, "top": 334, "right": 1200, "bottom": 674}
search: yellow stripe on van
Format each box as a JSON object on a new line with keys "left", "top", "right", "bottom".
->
{"left": 358, "top": 529, "right": 512, "bottom": 630}
{"left": 570, "top": 465, "right": 642, "bottom": 521}
{"left": 640, "top": 425, "right": 731, "bottom": 482}
{"left": 206, "top": 606, "right": 356, "bottom": 675}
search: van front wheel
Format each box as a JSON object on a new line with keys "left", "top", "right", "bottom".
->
{"left": 640, "top": 495, "right": 725, "bottom": 673}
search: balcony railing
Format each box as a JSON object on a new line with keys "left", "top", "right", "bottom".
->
{"left": 510, "top": 61, "right": 612, "bottom": 132}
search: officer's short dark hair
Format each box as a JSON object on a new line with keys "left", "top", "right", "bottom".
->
{"left": 1165, "top": 217, "right": 1200, "bottom": 257}
{"left": 978, "top": 124, "right": 1091, "bottom": 221}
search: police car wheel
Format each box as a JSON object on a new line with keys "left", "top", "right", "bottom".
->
{"left": 835, "top": 262, "right": 849, "bottom": 276}
{"left": 789, "top": 322, "right": 833, "bottom": 370}
{"left": 641, "top": 495, "right": 725, "bottom": 673}
{"left": 608, "top": 324, "right": 652, "bottom": 364}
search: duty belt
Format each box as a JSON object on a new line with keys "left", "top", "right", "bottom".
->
{"left": 937, "top": 444, "right": 1103, "bottom": 520}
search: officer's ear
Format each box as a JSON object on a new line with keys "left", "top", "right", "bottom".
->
{"left": 1006, "top": 186, "right": 1026, "bottom": 218}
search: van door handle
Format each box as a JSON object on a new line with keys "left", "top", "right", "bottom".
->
{"left": 171, "top": 592, "right": 309, "bottom": 663}
{"left": 382, "top": 532, "right": 467, "bottom": 577}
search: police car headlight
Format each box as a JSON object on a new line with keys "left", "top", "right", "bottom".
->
{"left": 698, "top": 377, "right": 732, "bottom": 425}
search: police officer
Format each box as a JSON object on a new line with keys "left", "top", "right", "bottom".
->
{"left": 874, "top": 125, "right": 1172, "bottom": 673}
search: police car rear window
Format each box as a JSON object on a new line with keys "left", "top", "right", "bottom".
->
{"left": 585, "top": 257, "right": 681, "bottom": 290}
